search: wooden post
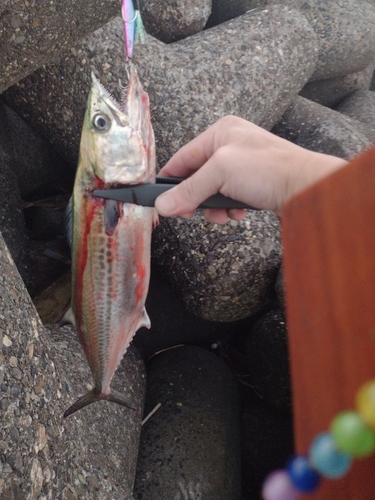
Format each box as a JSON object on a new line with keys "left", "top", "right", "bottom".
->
{"left": 282, "top": 146, "right": 375, "bottom": 499}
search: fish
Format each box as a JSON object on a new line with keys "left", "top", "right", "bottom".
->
{"left": 63, "top": 62, "right": 156, "bottom": 418}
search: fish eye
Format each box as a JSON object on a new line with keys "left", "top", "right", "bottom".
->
{"left": 92, "top": 113, "right": 111, "bottom": 132}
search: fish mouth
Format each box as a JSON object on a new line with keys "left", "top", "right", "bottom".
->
{"left": 91, "top": 73, "right": 129, "bottom": 125}
{"left": 91, "top": 62, "right": 137, "bottom": 116}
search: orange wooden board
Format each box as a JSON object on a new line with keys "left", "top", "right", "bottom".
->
{"left": 282, "top": 146, "right": 375, "bottom": 500}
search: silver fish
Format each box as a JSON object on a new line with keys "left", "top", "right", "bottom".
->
{"left": 64, "top": 63, "right": 156, "bottom": 417}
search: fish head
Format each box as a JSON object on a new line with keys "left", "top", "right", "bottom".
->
{"left": 80, "top": 65, "right": 155, "bottom": 186}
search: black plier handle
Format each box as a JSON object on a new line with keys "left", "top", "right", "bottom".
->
{"left": 93, "top": 176, "right": 257, "bottom": 210}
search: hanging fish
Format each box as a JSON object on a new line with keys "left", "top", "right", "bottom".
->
{"left": 64, "top": 60, "right": 156, "bottom": 417}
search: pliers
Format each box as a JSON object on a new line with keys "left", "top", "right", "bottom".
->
{"left": 93, "top": 176, "right": 257, "bottom": 210}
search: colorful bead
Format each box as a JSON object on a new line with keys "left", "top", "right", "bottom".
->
{"left": 261, "top": 377, "right": 375, "bottom": 497}
{"left": 331, "top": 410, "right": 375, "bottom": 457}
{"left": 309, "top": 432, "right": 352, "bottom": 478}
{"left": 356, "top": 379, "right": 375, "bottom": 430}
{"left": 286, "top": 455, "right": 321, "bottom": 493}
{"left": 262, "top": 470, "right": 300, "bottom": 500}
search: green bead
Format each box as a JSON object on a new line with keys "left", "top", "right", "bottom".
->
{"left": 331, "top": 410, "right": 375, "bottom": 457}
{"left": 356, "top": 379, "right": 375, "bottom": 430}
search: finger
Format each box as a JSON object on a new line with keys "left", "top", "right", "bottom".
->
{"left": 227, "top": 208, "right": 246, "bottom": 221}
{"left": 180, "top": 211, "right": 196, "bottom": 219}
{"left": 158, "top": 118, "right": 231, "bottom": 178}
{"left": 155, "top": 154, "right": 223, "bottom": 217}
{"left": 202, "top": 208, "right": 228, "bottom": 225}
{"left": 159, "top": 135, "right": 211, "bottom": 179}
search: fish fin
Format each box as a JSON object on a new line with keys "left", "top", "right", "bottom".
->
{"left": 59, "top": 307, "right": 76, "bottom": 327}
{"left": 63, "top": 387, "right": 136, "bottom": 418}
{"left": 136, "top": 307, "right": 151, "bottom": 330}
{"left": 64, "top": 388, "right": 100, "bottom": 418}
{"left": 104, "top": 199, "right": 120, "bottom": 235}
{"left": 101, "top": 389, "right": 137, "bottom": 410}
{"left": 152, "top": 208, "right": 159, "bottom": 228}
{"left": 64, "top": 196, "right": 73, "bottom": 247}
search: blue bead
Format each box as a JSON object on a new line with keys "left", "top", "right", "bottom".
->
{"left": 286, "top": 455, "right": 321, "bottom": 492}
{"left": 309, "top": 432, "right": 352, "bottom": 479}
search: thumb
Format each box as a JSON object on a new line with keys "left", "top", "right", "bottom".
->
{"left": 155, "top": 166, "right": 220, "bottom": 217}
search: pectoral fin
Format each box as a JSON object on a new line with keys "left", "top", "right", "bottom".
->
{"left": 104, "top": 199, "right": 120, "bottom": 235}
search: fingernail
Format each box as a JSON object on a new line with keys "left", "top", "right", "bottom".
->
{"left": 155, "top": 192, "right": 176, "bottom": 214}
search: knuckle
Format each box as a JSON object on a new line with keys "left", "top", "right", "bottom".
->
{"left": 181, "top": 175, "right": 199, "bottom": 202}
{"left": 217, "top": 115, "right": 243, "bottom": 128}
{"left": 212, "top": 145, "right": 234, "bottom": 171}
{"left": 217, "top": 116, "right": 249, "bottom": 145}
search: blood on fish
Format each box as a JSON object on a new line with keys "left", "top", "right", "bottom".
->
{"left": 73, "top": 177, "right": 105, "bottom": 355}
{"left": 73, "top": 198, "right": 97, "bottom": 343}
{"left": 135, "top": 264, "right": 146, "bottom": 304}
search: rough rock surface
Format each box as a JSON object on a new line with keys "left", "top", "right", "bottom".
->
{"left": 300, "top": 0, "right": 375, "bottom": 81}
{"left": 206, "top": 0, "right": 262, "bottom": 28}
{"left": 274, "top": 266, "right": 285, "bottom": 311}
{"left": 139, "top": 0, "right": 211, "bottom": 43}
{"left": 3, "top": 6, "right": 318, "bottom": 167}
{"left": 148, "top": 5, "right": 317, "bottom": 166}
{"left": 134, "top": 346, "right": 241, "bottom": 499}
{"left": 273, "top": 96, "right": 372, "bottom": 160}
{"left": 245, "top": 309, "right": 291, "bottom": 409}
{"left": 206, "top": 0, "right": 375, "bottom": 82}
{"left": 0, "top": 233, "right": 146, "bottom": 499}
{"left": 1, "top": 101, "right": 70, "bottom": 198}
{"left": 152, "top": 210, "right": 281, "bottom": 322}
{"left": 0, "top": 0, "right": 121, "bottom": 93}
{"left": 145, "top": 5, "right": 315, "bottom": 321}
{"left": 0, "top": 104, "right": 33, "bottom": 293}
{"left": 335, "top": 90, "right": 375, "bottom": 142}
{"left": 300, "top": 58, "right": 375, "bottom": 108}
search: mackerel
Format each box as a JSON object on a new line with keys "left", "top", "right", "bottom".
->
{"left": 64, "top": 63, "right": 155, "bottom": 417}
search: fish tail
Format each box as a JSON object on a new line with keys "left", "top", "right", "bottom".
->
{"left": 63, "top": 387, "right": 136, "bottom": 418}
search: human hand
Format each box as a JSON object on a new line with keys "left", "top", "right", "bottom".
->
{"left": 155, "top": 116, "right": 348, "bottom": 223}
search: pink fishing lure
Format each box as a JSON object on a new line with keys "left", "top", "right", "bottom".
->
{"left": 122, "top": 0, "right": 138, "bottom": 60}
{"left": 64, "top": 63, "right": 156, "bottom": 418}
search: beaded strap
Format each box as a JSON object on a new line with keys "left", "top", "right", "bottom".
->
{"left": 262, "top": 379, "right": 375, "bottom": 499}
